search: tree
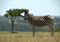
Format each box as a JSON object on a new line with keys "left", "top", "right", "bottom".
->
{"left": 4, "top": 9, "right": 29, "bottom": 33}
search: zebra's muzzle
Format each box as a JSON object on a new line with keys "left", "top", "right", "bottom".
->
{"left": 24, "top": 18, "right": 27, "bottom": 20}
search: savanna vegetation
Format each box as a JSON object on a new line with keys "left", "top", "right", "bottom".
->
{"left": 0, "top": 32, "right": 60, "bottom": 42}
{"left": 0, "top": 8, "right": 60, "bottom": 42}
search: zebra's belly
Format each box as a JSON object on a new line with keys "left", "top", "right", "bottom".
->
{"left": 34, "top": 23, "right": 47, "bottom": 27}
{"left": 30, "top": 20, "right": 47, "bottom": 27}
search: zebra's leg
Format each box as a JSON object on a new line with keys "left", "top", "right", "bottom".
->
{"left": 51, "top": 26, "right": 54, "bottom": 37}
{"left": 49, "top": 25, "right": 54, "bottom": 37}
{"left": 32, "top": 28, "right": 35, "bottom": 37}
{"left": 32, "top": 25, "right": 35, "bottom": 37}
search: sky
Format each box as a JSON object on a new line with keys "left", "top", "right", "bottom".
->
{"left": 0, "top": 0, "right": 60, "bottom": 16}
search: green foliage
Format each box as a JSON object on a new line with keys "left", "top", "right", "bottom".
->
{"left": 4, "top": 9, "right": 29, "bottom": 17}
{"left": 55, "top": 27, "right": 60, "bottom": 32}
{"left": 20, "top": 9, "right": 29, "bottom": 12}
{"left": 4, "top": 13, "right": 9, "bottom": 17}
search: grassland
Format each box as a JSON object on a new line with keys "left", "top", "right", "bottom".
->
{"left": 0, "top": 32, "right": 60, "bottom": 42}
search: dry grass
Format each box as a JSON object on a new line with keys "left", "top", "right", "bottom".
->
{"left": 0, "top": 32, "right": 60, "bottom": 42}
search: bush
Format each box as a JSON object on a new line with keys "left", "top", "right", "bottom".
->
{"left": 55, "top": 27, "right": 60, "bottom": 32}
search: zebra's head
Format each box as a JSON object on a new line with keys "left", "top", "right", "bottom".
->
{"left": 24, "top": 10, "right": 29, "bottom": 20}
{"left": 24, "top": 11, "right": 33, "bottom": 20}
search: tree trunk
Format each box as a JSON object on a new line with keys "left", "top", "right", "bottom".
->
{"left": 11, "top": 21, "right": 14, "bottom": 33}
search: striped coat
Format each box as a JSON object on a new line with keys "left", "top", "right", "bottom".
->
{"left": 24, "top": 12, "right": 55, "bottom": 37}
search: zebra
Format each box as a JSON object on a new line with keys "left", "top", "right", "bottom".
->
{"left": 22, "top": 11, "right": 55, "bottom": 37}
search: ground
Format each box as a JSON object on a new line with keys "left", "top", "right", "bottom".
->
{"left": 0, "top": 32, "right": 60, "bottom": 42}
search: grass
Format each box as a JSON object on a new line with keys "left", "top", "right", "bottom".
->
{"left": 0, "top": 31, "right": 60, "bottom": 42}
